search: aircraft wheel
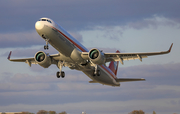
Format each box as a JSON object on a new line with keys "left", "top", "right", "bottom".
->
{"left": 56, "top": 71, "right": 65, "bottom": 78}
{"left": 92, "top": 70, "right": 100, "bottom": 76}
{"left": 97, "top": 70, "right": 101, "bottom": 76}
{"left": 44, "top": 45, "right": 49, "bottom": 50}
{"left": 61, "top": 71, "right": 65, "bottom": 78}
{"left": 93, "top": 70, "right": 96, "bottom": 76}
{"left": 56, "top": 71, "right": 60, "bottom": 78}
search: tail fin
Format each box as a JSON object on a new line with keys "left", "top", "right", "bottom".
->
{"left": 108, "top": 50, "right": 120, "bottom": 76}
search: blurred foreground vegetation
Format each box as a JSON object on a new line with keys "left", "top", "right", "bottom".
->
{"left": 2, "top": 110, "right": 178, "bottom": 114}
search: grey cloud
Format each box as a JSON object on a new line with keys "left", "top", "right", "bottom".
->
{"left": 92, "top": 26, "right": 124, "bottom": 41}
{"left": 1, "top": 0, "right": 180, "bottom": 33}
{"left": 0, "top": 63, "right": 180, "bottom": 114}
{"left": 0, "top": 71, "right": 89, "bottom": 85}
{"left": 0, "top": 31, "right": 44, "bottom": 48}
{"left": 2, "top": 46, "right": 58, "bottom": 58}
{"left": 0, "top": 83, "right": 51, "bottom": 91}
{"left": 0, "top": 27, "right": 84, "bottom": 49}
{"left": 118, "top": 63, "right": 180, "bottom": 85}
{"left": 68, "top": 31, "right": 83, "bottom": 43}
{"left": 0, "top": 63, "right": 179, "bottom": 102}
{"left": 127, "top": 15, "right": 180, "bottom": 29}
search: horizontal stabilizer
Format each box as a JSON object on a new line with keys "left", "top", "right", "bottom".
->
{"left": 116, "top": 78, "right": 145, "bottom": 82}
{"left": 89, "top": 80, "right": 98, "bottom": 83}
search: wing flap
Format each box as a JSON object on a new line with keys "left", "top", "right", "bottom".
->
{"left": 116, "top": 78, "right": 145, "bottom": 82}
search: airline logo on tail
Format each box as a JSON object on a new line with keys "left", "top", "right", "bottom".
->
{"left": 108, "top": 50, "right": 120, "bottom": 77}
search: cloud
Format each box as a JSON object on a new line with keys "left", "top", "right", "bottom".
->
{"left": 0, "top": 27, "right": 83, "bottom": 50}
{"left": 0, "top": 31, "right": 44, "bottom": 48}
{"left": 118, "top": 63, "right": 180, "bottom": 85}
{"left": 2, "top": 46, "right": 58, "bottom": 58}
{"left": 127, "top": 15, "right": 180, "bottom": 30}
{"left": 0, "top": 83, "right": 51, "bottom": 91}
{"left": 68, "top": 31, "right": 84, "bottom": 43}
{"left": 1, "top": 63, "right": 179, "bottom": 94}
{"left": 1, "top": 0, "right": 180, "bottom": 32}
{"left": 0, "top": 63, "right": 180, "bottom": 113}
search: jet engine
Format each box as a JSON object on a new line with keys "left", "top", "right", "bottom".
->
{"left": 34, "top": 51, "right": 52, "bottom": 68}
{"left": 88, "top": 48, "right": 105, "bottom": 65}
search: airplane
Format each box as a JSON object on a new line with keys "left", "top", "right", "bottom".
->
{"left": 7, "top": 17, "right": 173, "bottom": 87}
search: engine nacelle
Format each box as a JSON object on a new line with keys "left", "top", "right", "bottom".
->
{"left": 88, "top": 48, "right": 105, "bottom": 65}
{"left": 34, "top": 51, "right": 52, "bottom": 68}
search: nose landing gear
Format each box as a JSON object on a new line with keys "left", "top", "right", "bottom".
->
{"left": 44, "top": 39, "right": 49, "bottom": 50}
{"left": 42, "top": 34, "right": 49, "bottom": 50}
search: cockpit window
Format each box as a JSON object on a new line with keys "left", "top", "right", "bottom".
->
{"left": 39, "top": 19, "right": 52, "bottom": 23}
{"left": 47, "top": 20, "right": 52, "bottom": 23}
{"left": 42, "top": 19, "right": 46, "bottom": 21}
{"left": 40, "top": 19, "right": 52, "bottom": 23}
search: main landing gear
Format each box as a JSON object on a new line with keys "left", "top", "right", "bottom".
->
{"left": 92, "top": 64, "right": 101, "bottom": 76}
{"left": 93, "top": 69, "right": 101, "bottom": 76}
{"left": 56, "top": 71, "right": 65, "bottom": 78}
{"left": 56, "top": 61, "right": 65, "bottom": 78}
{"left": 89, "top": 60, "right": 101, "bottom": 77}
{"left": 44, "top": 45, "right": 49, "bottom": 50}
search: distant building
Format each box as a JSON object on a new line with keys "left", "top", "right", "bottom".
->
{"left": 0, "top": 112, "right": 22, "bottom": 114}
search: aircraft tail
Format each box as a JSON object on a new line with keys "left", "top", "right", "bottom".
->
{"left": 108, "top": 50, "right": 120, "bottom": 76}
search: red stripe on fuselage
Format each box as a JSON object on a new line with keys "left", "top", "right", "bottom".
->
{"left": 51, "top": 26, "right": 87, "bottom": 52}
{"left": 49, "top": 25, "right": 116, "bottom": 79}
{"left": 101, "top": 65, "right": 116, "bottom": 79}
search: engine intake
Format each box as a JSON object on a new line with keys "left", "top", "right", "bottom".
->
{"left": 34, "top": 51, "right": 51, "bottom": 68}
{"left": 88, "top": 48, "right": 105, "bottom": 65}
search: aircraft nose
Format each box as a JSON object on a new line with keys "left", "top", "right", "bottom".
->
{"left": 35, "top": 21, "right": 44, "bottom": 30}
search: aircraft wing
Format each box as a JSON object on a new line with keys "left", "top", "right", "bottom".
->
{"left": 105, "top": 43, "right": 173, "bottom": 64}
{"left": 7, "top": 51, "right": 59, "bottom": 67}
{"left": 81, "top": 43, "right": 173, "bottom": 64}
{"left": 7, "top": 51, "right": 36, "bottom": 67}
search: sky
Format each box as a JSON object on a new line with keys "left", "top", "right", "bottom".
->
{"left": 0, "top": 0, "right": 180, "bottom": 114}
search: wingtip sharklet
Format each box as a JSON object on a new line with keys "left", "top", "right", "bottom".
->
{"left": 7, "top": 51, "right": 12, "bottom": 60}
{"left": 168, "top": 43, "right": 173, "bottom": 53}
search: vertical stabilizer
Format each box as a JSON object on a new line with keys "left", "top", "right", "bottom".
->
{"left": 108, "top": 50, "right": 120, "bottom": 76}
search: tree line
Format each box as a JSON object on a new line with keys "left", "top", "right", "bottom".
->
{"left": 1, "top": 110, "right": 178, "bottom": 114}
{"left": 1, "top": 110, "right": 67, "bottom": 114}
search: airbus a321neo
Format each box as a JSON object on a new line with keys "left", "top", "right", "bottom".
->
{"left": 8, "top": 17, "right": 173, "bottom": 87}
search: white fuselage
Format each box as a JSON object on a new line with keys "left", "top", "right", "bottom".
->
{"left": 35, "top": 18, "right": 120, "bottom": 86}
